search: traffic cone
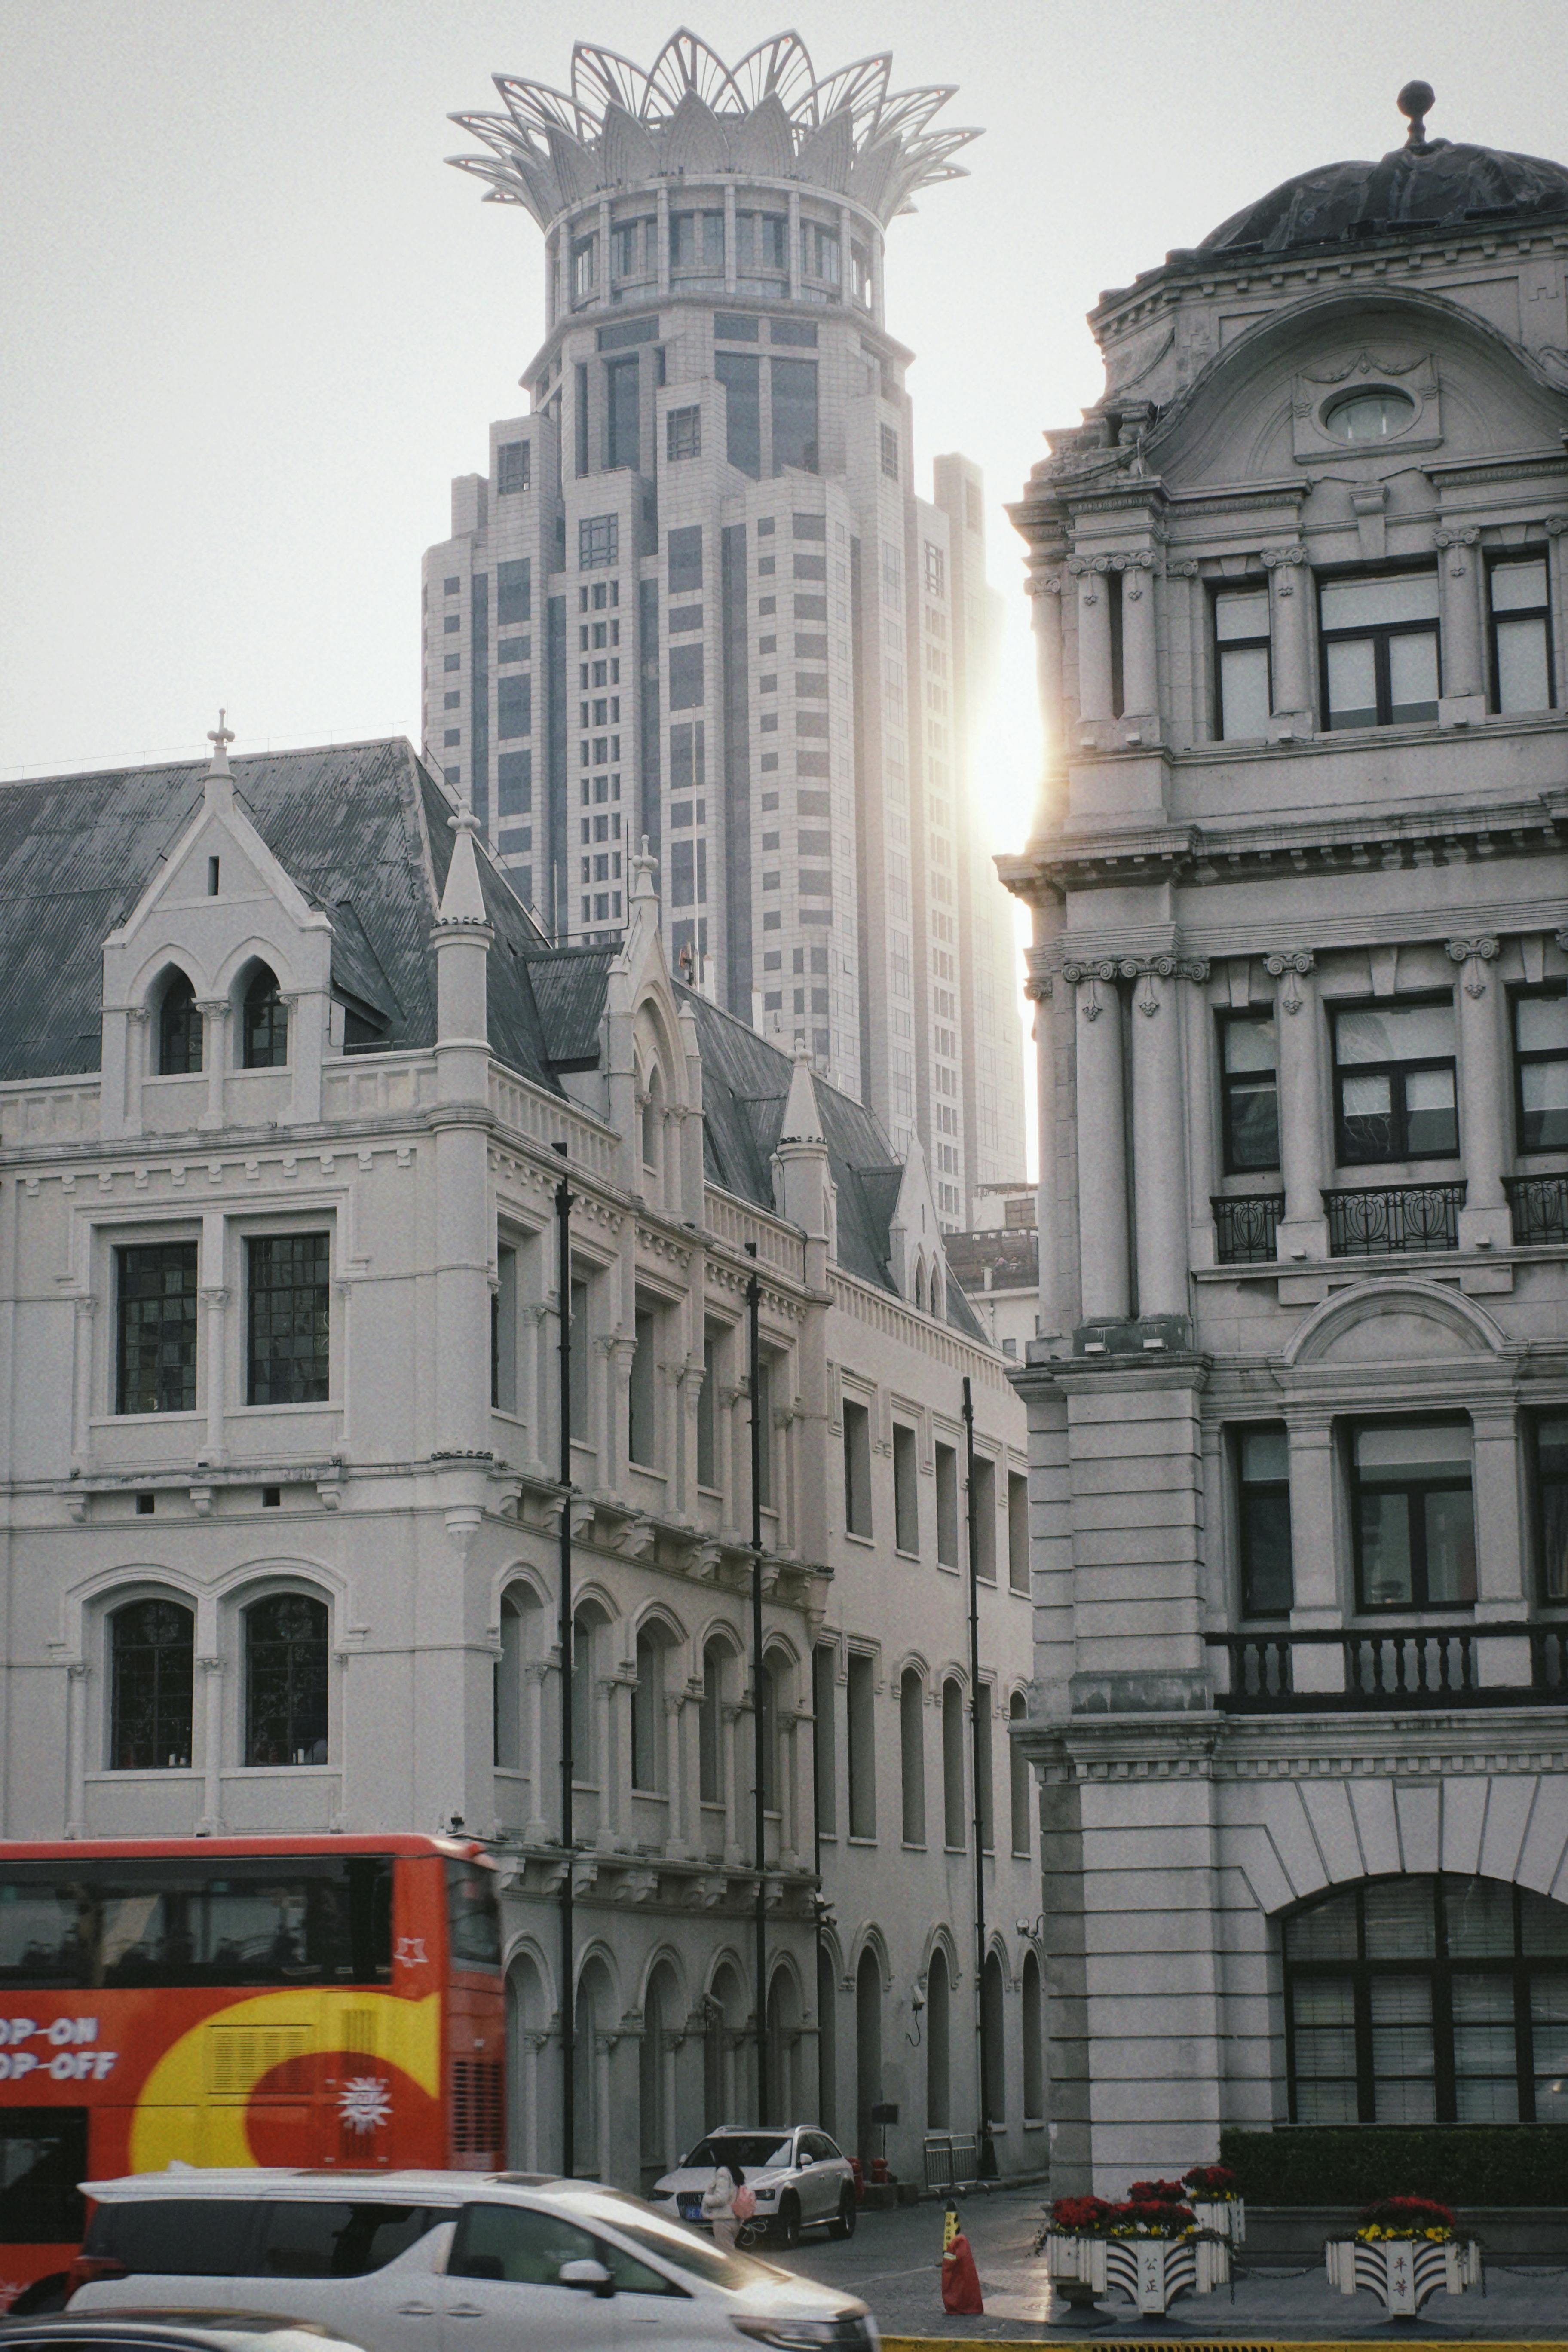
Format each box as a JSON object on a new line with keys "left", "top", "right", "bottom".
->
{"left": 941, "top": 2208, "right": 984, "bottom": 2316}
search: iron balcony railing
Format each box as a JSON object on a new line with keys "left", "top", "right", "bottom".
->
{"left": 1208, "top": 1624, "right": 1568, "bottom": 1712}
{"left": 1213, "top": 1193, "right": 1286, "bottom": 1265}
{"left": 1505, "top": 1173, "right": 1568, "bottom": 1246}
{"left": 1323, "top": 1181, "right": 1465, "bottom": 1257}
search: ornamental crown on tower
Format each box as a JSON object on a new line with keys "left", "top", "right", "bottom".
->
{"left": 447, "top": 28, "right": 980, "bottom": 229}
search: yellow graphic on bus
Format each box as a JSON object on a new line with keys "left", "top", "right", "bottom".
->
{"left": 129, "top": 1989, "right": 441, "bottom": 2171}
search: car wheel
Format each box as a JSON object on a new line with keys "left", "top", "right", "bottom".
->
{"left": 829, "top": 2188, "right": 857, "bottom": 2240}
{"left": 775, "top": 2193, "right": 801, "bottom": 2248}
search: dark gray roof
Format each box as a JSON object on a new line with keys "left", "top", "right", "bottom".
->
{"left": 0, "top": 738, "right": 560, "bottom": 1087}
{"left": 1201, "top": 136, "right": 1568, "bottom": 257}
{"left": 680, "top": 986, "right": 987, "bottom": 1340}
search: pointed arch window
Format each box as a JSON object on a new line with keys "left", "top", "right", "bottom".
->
{"left": 110, "top": 1597, "right": 194, "bottom": 1770}
{"left": 157, "top": 974, "right": 202, "bottom": 1075}
{"left": 242, "top": 965, "right": 288, "bottom": 1068}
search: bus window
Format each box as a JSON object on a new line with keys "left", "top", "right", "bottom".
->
{"left": 0, "top": 2111, "right": 86, "bottom": 2249}
{"left": 445, "top": 1862, "right": 501, "bottom": 1969}
{"left": 0, "top": 1860, "right": 394, "bottom": 1989}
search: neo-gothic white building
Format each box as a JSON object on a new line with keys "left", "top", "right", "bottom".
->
{"left": 420, "top": 31, "right": 1026, "bottom": 1225}
{"left": 0, "top": 729, "right": 1039, "bottom": 2192}
{"left": 1004, "top": 89, "right": 1568, "bottom": 2193}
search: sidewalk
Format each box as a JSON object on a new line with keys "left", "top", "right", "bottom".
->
{"left": 774, "top": 2183, "right": 1568, "bottom": 2342}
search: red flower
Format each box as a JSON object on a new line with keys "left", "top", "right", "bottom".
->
{"left": 1049, "top": 2194, "right": 1116, "bottom": 2233}
{"left": 1357, "top": 2195, "right": 1457, "bottom": 2232}
{"left": 1126, "top": 2177, "right": 1189, "bottom": 2205}
{"left": 1183, "top": 2164, "right": 1238, "bottom": 2195}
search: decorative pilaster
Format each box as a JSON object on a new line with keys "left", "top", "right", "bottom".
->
{"left": 1127, "top": 959, "right": 1207, "bottom": 1319}
{"left": 1266, "top": 952, "right": 1329, "bottom": 1260}
{"left": 200, "top": 1286, "right": 228, "bottom": 1466}
{"left": 1069, "top": 560, "right": 1113, "bottom": 732}
{"left": 1025, "top": 954, "right": 1064, "bottom": 1333}
{"left": 198, "top": 1001, "right": 229, "bottom": 1131}
{"left": 524, "top": 1657, "right": 552, "bottom": 1844}
{"left": 1285, "top": 1413, "right": 1345, "bottom": 1692}
{"left": 198, "top": 1654, "right": 225, "bottom": 1834}
{"left": 66, "top": 1659, "right": 89, "bottom": 1838}
{"left": 1063, "top": 960, "right": 1129, "bottom": 1320}
{"left": 1447, "top": 936, "right": 1510, "bottom": 1244}
{"left": 1436, "top": 528, "right": 1487, "bottom": 718}
{"left": 1119, "top": 553, "right": 1159, "bottom": 724}
{"left": 1261, "top": 546, "right": 1312, "bottom": 729}
{"left": 71, "top": 1294, "right": 98, "bottom": 1471}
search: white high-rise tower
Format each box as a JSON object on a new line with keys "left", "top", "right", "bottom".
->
{"left": 422, "top": 31, "right": 1025, "bottom": 1216}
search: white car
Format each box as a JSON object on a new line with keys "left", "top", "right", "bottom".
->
{"left": 68, "top": 2168, "right": 878, "bottom": 2352}
{"left": 651, "top": 2127, "right": 857, "bottom": 2247}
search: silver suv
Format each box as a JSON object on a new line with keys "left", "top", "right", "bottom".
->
{"left": 69, "top": 2168, "right": 877, "bottom": 2352}
{"left": 651, "top": 2128, "right": 857, "bottom": 2246}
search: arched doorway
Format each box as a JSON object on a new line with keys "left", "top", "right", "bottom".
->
{"left": 640, "top": 1960, "right": 680, "bottom": 2190}
{"left": 705, "top": 1960, "right": 750, "bottom": 2129}
{"left": 1021, "top": 1949, "right": 1044, "bottom": 2123}
{"left": 505, "top": 1948, "right": 548, "bottom": 2169}
{"left": 766, "top": 1966, "right": 801, "bottom": 2125}
{"left": 981, "top": 1951, "right": 1007, "bottom": 2133}
{"left": 816, "top": 1942, "right": 838, "bottom": 2135}
{"left": 925, "top": 1945, "right": 951, "bottom": 2129}
{"left": 855, "top": 1946, "right": 882, "bottom": 2162}
{"left": 574, "top": 1953, "right": 615, "bottom": 2178}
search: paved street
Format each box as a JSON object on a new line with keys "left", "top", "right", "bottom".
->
{"left": 769, "top": 2186, "right": 1568, "bottom": 2341}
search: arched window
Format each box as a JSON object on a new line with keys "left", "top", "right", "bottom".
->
{"left": 981, "top": 1951, "right": 1006, "bottom": 2128}
{"left": 913, "top": 1263, "right": 927, "bottom": 1313}
{"left": 242, "top": 964, "right": 288, "bottom": 1068}
{"left": 925, "top": 1945, "right": 951, "bottom": 2128}
{"left": 640, "top": 1959, "right": 680, "bottom": 2190}
{"left": 641, "top": 1068, "right": 663, "bottom": 1170}
{"left": 699, "top": 1639, "right": 728, "bottom": 1807}
{"left": 854, "top": 1946, "right": 882, "bottom": 2162}
{"left": 942, "top": 1676, "right": 966, "bottom": 1849}
{"left": 760, "top": 1654, "right": 783, "bottom": 1813}
{"left": 816, "top": 1940, "right": 837, "bottom": 2137}
{"left": 571, "top": 1607, "right": 603, "bottom": 1782}
{"left": 766, "top": 1966, "right": 801, "bottom": 2128}
{"left": 1009, "top": 1690, "right": 1032, "bottom": 1856}
{"left": 931, "top": 1271, "right": 944, "bottom": 1321}
{"left": 157, "top": 973, "right": 202, "bottom": 1075}
{"left": 494, "top": 1588, "right": 539, "bottom": 1775}
{"left": 1022, "top": 1949, "right": 1044, "bottom": 2122}
{"left": 244, "top": 1592, "right": 328, "bottom": 1766}
{"left": 900, "top": 1668, "right": 925, "bottom": 1845}
{"left": 631, "top": 1627, "right": 667, "bottom": 1793}
{"left": 1283, "top": 1872, "right": 1568, "bottom": 2123}
{"left": 110, "top": 1597, "right": 193, "bottom": 1770}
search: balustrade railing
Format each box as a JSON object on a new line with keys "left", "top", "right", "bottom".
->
{"left": 1323, "top": 1181, "right": 1465, "bottom": 1256}
{"left": 1505, "top": 1173, "right": 1568, "bottom": 1246}
{"left": 1208, "top": 1622, "right": 1567, "bottom": 1712}
{"left": 1213, "top": 1193, "right": 1285, "bottom": 1265}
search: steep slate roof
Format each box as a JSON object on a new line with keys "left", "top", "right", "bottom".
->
{"left": 680, "top": 985, "right": 988, "bottom": 1341}
{"left": 0, "top": 738, "right": 987, "bottom": 1341}
{"left": 0, "top": 739, "right": 557, "bottom": 1088}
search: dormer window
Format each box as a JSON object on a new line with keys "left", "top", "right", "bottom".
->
{"left": 1320, "top": 569, "right": 1439, "bottom": 730}
{"left": 157, "top": 973, "right": 202, "bottom": 1075}
{"left": 242, "top": 965, "right": 288, "bottom": 1069}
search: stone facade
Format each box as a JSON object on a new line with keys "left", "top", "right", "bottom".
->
{"left": 0, "top": 731, "right": 1039, "bottom": 2191}
{"left": 1002, "top": 98, "right": 1568, "bottom": 2192}
{"left": 422, "top": 32, "right": 1026, "bottom": 1225}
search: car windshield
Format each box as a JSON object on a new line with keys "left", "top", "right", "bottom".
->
{"left": 680, "top": 2135, "right": 793, "bottom": 2172}
{"left": 572, "top": 2194, "right": 785, "bottom": 2291}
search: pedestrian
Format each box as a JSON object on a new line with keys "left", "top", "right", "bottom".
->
{"left": 941, "top": 2223, "right": 984, "bottom": 2315}
{"left": 703, "top": 2162, "right": 738, "bottom": 2251}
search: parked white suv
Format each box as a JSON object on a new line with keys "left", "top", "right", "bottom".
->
{"left": 69, "top": 2169, "right": 878, "bottom": 2352}
{"left": 651, "top": 2128, "right": 857, "bottom": 2246}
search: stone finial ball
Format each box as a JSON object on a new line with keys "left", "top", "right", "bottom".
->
{"left": 1398, "top": 80, "right": 1436, "bottom": 122}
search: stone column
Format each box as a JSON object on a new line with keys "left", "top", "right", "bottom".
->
{"left": 1469, "top": 1403, "right": 1533, "bottom": 1684}
{"left": 198, "top": 1001, "right": 228, "bottom": 1130}
{"left": 596, "top": 1675, "right": 620, "bottom": 1849}
{"left": 1448, "top": 936, "right": 1510, "bottom": 1247}
{"left": 1268, "top": 953, "right": 1329, "bottom": 1260}
{"left": 1130, "top": 960, "right": 1199, "bottom": 1321}
{"left": 1262, "top": 545, "right": 1312, "bottom": 728}
{"left": 1436, "top": 527, "right": 1487, "bottom": 718}
{"left": 1286, "top": 1414, "right": 1345, "bottom": 1694}
{"left": 1070, "top": 560, "right": 1112, "bottom": 731}
{"left": 71, "top": 1295, "right": 98, "bottom": 1471}
{"left": 198, "top": 1653, "right": 225, "bottom": 1832}
{"left": 66, "top": 1660, "right": 89, "bottom": 1838}
{"left": 664, "top": 1690, "right": 689, "bottom": 1859}
{"left": 524, "top": 1657, "right": 552, "bottom": 1844}
{"left": 1066, "top": 962, "right": 1129, "bottom": 1320}
{"left": 1027, "top": 571, "right": 1066, "bottom": 788}
{"left": 721, "top": 1697, "right": 744, "bottom": 1865}
{"left": 200, "top": 1286, "right": 228, "bottom": 1467}
{"left": 1119, "top": 554, "right": 1158, "bottom": 724}
{"left": 1026, "top": 959, "right": 1064, "bottom": 1335}
{"left": 1182, "top": 973, "right": 1218, "bottom": 1271}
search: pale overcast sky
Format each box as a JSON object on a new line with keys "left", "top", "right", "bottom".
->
{"left": 4, "top": 0, "right": 1566, "bottom": 854}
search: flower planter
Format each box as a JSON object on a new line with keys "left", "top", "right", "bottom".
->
{"left": 1191, "top": 2194, "right": 1246, "bottom": 2245}
{"left": 1047, "top": 2231, "right": 1228, "bottom": 2316}
{"left": 1325, "top": 2236, "right": 1482, "bottom": 2317}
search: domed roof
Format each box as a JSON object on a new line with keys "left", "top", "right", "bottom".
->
{"left": 1200, "top": 84, "right": 1568, "bottom": 256}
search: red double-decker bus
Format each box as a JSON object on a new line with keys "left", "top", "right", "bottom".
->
{"left": 0, "top": 1834, "right": 505, "bottom": 2306}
